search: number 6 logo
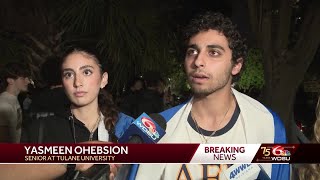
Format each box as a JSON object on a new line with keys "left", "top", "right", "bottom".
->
{"left": 272, "top": 145, "right": 284, "bottom": 156}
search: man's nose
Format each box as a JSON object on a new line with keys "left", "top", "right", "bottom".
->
{"left": 25, "top": 77, "right": 31, "bottom": 84}
{"left": 194, "top": 52, "right": 205, "bottom": 68}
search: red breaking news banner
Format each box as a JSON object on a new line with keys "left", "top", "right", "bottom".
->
{"left": 0, "top": 144, "right": 199, "bottom": 163}
{"left": 0, "top": 144, "right": 318, "bottom": 163}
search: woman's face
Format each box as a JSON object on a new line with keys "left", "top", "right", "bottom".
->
{"left": 61, "top": 52, "right": 108, "bottom": 107}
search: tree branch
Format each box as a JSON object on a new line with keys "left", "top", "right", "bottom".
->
{"left": 25, "top": 33, "right": 48, "bottom": 51}
{"left": 283, "top": 0, "right": 320, "bottom": 82}
{"left": 292, "top": 0, "right": 320, "bottom": 71}
{"left": 275, "top": 0, "right": 292, "bottom": 51}
{"left": 247, "top": 0, "right": 259, "bottom": 38}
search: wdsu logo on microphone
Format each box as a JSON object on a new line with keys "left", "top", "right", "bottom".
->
{"left": 141, "top": 117, "right": 160, "bottom": 139}
{"left": 135, "top": 113, "right": 164, "bottom": 141}
{"left": 258, "top": 144, "right": 295, "bottom": 162}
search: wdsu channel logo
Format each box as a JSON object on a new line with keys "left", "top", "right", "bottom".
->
{"left": 134, "top": 113, "right": 166, "bottom": 142}
{"left": 140, "top": 117, "right": 160, "bottom": 139}
{"left": 260, "top": 145, "right": 293, "bottom": 162}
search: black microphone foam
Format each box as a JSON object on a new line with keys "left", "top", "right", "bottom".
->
{"left": 127, "top": 135, "right": 143, "bottom": 144}
{"left": 149, "top": 113, "right": 167, "bottom": 130}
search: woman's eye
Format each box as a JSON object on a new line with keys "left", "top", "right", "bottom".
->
{"left": 83, "top": 69, "right": 92, "bottom": 76}
{"left": 63, "top": 72, "right": 74, "bottom": 79}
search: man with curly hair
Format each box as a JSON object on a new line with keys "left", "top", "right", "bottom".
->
{"left": 128, "top": 12, "right": 289, "bottom": 179}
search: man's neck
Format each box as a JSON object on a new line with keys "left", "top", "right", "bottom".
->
{"left": 5, "top": 86, "right": 19, "bottom": 96}
{"left": 192, "top": 87, "right": 235, "bottom": 131}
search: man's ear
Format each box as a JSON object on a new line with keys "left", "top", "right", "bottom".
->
{"left": 100, "top": 72, "right": 108, "bottom": 89}
{"left": 232, "top": 58, "right": 243, "bottom": 76}
{"left": 6, "top": 78, "right": 15, "bottom": 85}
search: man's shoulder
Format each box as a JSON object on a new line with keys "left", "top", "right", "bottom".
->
{"left": 234, "top": 90, "right": 283, "bottom": 123}
{"left": 232, "top": 89, "right": 271, "bottom": 114}
{"left": 0, "top": 100, "right": 11, "bottom": 109}
{"left": 160, "top": 102, "right": 187, "bottom": 122}
{"left": 0, "top": 98, "right": 15, "bottom": 114}
{"left": 0, "top": 93, "right": 16, "bottom": 107}
{"left": 233, "top": 89, "right": 287, "bottom": 143}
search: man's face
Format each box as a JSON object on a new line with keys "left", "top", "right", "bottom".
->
{"left": 184, "top": 29, "right": 242, "bottom": 96}
{"left": 13, "top": 77, "right": 30, "bottom": 92}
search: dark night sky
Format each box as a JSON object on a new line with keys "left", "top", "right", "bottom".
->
{"left": 0, "top": 0, "right": 253, "bottom": 46}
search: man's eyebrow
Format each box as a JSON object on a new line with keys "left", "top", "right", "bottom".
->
{"left": 207, "top": 44, "right": 225, "bottom": 52}
{"left": 186, "top": 44, "right": 225, "bottom": 52}
{"left": 187, "top": 44, "right": 199, "bottom": 50}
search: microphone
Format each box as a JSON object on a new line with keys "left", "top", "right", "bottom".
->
{"left": 118, "top": 113, "right": 167, "bottom": 143}
{"left": 73, "top": 113, "right": 167, "bottom": 180}
{"left": 222, "top": 164, "right": 271, "bottom": 180}
{"left": 115, "top": 113, "right": 167, "bottom": 180}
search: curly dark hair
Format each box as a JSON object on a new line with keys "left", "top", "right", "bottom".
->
{"left": 183, "top": 12, "right": 247, "bottom": 81}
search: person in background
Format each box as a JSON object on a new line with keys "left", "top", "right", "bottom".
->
{"left": 119, "top": 77, "right": 144, "bottom": 116}
{"left": 22, "top": 92, "right": 32, "bottom": 112}
{"left": 29, "top": 56, "right": 70, "bottom": 120}
{"left": 0, "top": 62, "right": 30, "bottom": 143}
{"left": 133, "top": 72, "right": 164, "bottom": 117}
{"left": 128, "top": 77, "right": 144, "bottom": 95}
{"left": 130, "top": 11, "right": 290, "bottom": 180}
{"left": 120, "top": 73, "right": 164, "bottom": 118}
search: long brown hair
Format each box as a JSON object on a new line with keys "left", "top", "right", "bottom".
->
{"left": 62, "top": 47, "right": 119, "bottom": 142}
{"left": 299, "top": 96, "right": 320, "bottom": 180}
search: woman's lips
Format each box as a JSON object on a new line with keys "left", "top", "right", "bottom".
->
{"left": 74, "top": 91, "right": 87, "bottom": 97}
